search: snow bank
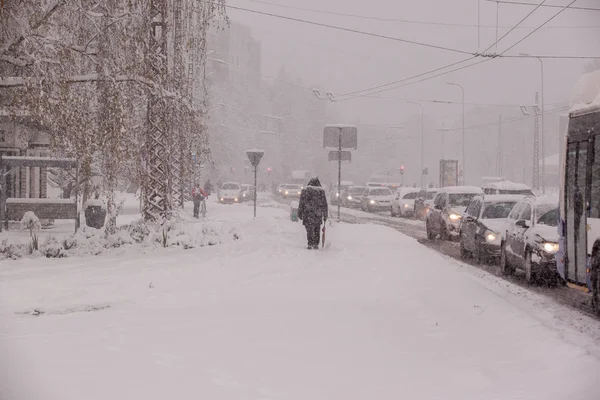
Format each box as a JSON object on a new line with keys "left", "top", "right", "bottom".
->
{"left": 0, "top": 199, "right": 599, "bottom": 400}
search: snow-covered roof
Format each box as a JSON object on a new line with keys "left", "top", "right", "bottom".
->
{"left": 482, "top": 180, "right": 531, "bottom": 191}
{"left": 84, "top": 199, "right": 106, "bottom": 208}
{"left": 6, "top": 198, "right": 75, "bottom": 204}
{"left": 570, "top": 69, "right": 600, "bottom": 112}
{"left": 440, "top": 186, "right": 483, "bottom": 194}
{"left": 324, "top": 124, "right": 357, "bottom": 128}
{"left": 535, "top": 193, "right": 559, "bottom": 207}
{"left": 398, "top": 187, "right": 421, "bottom": 195}
{"left": 482, "top": 194, "right": 528, "bottom": 203}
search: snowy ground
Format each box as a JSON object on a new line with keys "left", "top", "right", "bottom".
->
{"left": 1, "top": 195, "right": 600, "bottom": 400}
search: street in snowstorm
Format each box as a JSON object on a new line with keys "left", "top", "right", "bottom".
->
{"left": 2, "top": 0, "right": 600, "bottom": 399}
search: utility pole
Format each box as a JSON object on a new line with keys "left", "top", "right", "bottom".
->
{"left": 532, "top": 92, "right": 541, "bottom": 191}
{"left": 495, "top": 115, "right": 503, "bottom": 177}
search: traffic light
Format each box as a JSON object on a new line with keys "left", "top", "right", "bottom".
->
{"left": 267, "top": 167, "right": 272, "bottom": 173}
{"left": 400, "top": 165, "right": 405, "bottom": 175}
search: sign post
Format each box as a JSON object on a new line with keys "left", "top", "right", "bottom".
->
{"left": 246, "top": 149, "right": 264, "bottom": 218}
{"left": 323, "top": 125, "right": 358, "bottom": 222}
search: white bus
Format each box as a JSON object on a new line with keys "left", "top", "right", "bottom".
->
{"left": 557, "top": 103, "right": 600, "bottom": 314}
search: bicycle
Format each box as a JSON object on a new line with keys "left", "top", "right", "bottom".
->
{"left": 200, "top": 198, "right": 207, "bottom": 217}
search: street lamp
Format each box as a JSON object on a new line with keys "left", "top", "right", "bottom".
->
{"left": 446, "top": 82, "right": 465, "bottom": 184}
{"left": 408, "top": 101, "right": 424, "bottom": 188}
{"left": 520, "top": 52, "right": 545, "bottom": 193}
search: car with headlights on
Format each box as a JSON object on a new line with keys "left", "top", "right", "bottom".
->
{"left": 218, "top": 182, "right": 242, "bottom": 204}
{"left": 281, "top": 184, "right": 302, "bottom": 199}
{"left": 459, "top": 194, "right": 525, "bottom": 264}
{"left": 329, "top": 181, "right": 355, "bottom": 205}
{"left": 361, "top": 187, "right": 393, "bottom": 213}
{"left": 342, "top": 186, "right": 366, "bottom": 208}
{"left": 391, "top": 187, "right": 421, "bottom": 218}
{"left": 414, "top": 188, "right": 438, "bottom": 220}
{"left": 426, "top": 186, "right": 483, "bottom": 241}
{"left": 241, "top": 184, "right": 255, "bottom": 202}
{"left": 500, "top": 195, "right": 560, "bottom": 285}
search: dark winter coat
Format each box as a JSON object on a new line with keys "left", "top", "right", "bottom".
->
{"left": 298, "top": 178, "right": 328, "bottom": 226}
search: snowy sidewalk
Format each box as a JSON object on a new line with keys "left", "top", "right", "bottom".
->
{"left": 1, "top": 197, "right": 599, "bottom": 400}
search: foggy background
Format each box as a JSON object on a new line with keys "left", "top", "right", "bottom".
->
{"left": 207, "top": 0, "right": 600, "bottom": 188}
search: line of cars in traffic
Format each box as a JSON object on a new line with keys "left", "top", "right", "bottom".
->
{"left": 424, "top": 185, "right": 560, "bottom": 285}
{"left": 333, "top": 181, "right": 559, "bottom": 285}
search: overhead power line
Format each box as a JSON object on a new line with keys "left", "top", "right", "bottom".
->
{"left": 223, "top": 4, "right": 475, "bottom": 56}
{"left": 240, "top": 0, "right": 600, "bottom": 28}
{"left": 500, "top": 0, "right": 579, "bottom": 54}
{"left": 488, "top": 0, "right": 600, "bottom": 12}
{"left": 440, "top": 106, "right": 569, "bottom": 132}
{"left": 333, "top": 0, "right": 542, "bottom": 101}
{"left": 334, "top": 0, "right": 579, "bottom": 102}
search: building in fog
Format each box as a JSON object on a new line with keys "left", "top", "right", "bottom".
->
{"left": 206, "top": 22, "right": 265, "bottom": 183}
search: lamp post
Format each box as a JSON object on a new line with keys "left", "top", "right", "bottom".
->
{"left": 446, "top": 82, "right": 465, "bottom": 184}
{"left": 520, "top": 53, "right": 545, "bottom": 193}
{"left": 408, "top": 101, "right": 424, "bottom": 188}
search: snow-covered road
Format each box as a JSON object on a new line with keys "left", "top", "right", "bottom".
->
{"left": 1, "top": 198, "right": 599, "bottom": 399}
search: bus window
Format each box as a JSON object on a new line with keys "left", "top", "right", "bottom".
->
{"left": 590, "top": 137, "right": 600, "bottom": 219}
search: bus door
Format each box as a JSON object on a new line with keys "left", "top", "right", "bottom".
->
{"left": 565, "top": 139, "right": 589, "bottom": 284}
{"left": 586, "top": 114, "right": 600, "bottom": 288}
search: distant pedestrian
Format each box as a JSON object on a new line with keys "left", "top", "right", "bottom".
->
{"left": 192, "top": 183, "right": 207, "bottom": 218}
{"left": 298, "top": 177, "right": 328, "bottom": 249}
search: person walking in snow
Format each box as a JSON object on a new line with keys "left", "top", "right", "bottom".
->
{"left": 298, "top": 177, "right": 328, "bottom": 249}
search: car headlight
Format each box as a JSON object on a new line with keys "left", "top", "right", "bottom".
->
{"left": 485, "top": 231, "right": 497, "bottom": 242}
{"left": 285, "top": 191, "right": 289, "bottom": 195}
{"left": 448, "top": 213, "right": 461, "bottom": 221}
{"left": 336, "top": 192, "right": 340, "bottom": 197}
{"left": 542, "top": 242, "right": 559, "bottom": 254}
{"left": 234, "top": 198, "right": 238, "bottom": 202}
{"left": 347, "top": 196, "right": 352, "bottom": 200}
{"left": 404, "top": 204, "right": 409, "bottom": 208}
{"left": 297, "top": 191, "right": 301, "bottom": 195}
{"left": 370, "top": 200, "right": 375, "bottom": 204}
{"left": 221, "top": 198, "right": 224, "bottom": 201}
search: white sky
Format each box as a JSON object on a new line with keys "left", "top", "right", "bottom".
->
{"left": 226, "top": 0, "right": 599, "bottom": 125}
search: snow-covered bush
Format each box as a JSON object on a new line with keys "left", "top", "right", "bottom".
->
{"left": 21, "top": 211, "right": 41, "bottom": 252}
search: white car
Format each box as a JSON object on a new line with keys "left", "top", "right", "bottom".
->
{"left": 217, "top": 182, "right": 242, "bottom": 204}
{"left": 426, "top": 186, "right": 484, "bottom": 241}
{"left": 361, "top": 187, "right": 393, "bottom": 213}
{"left": 281, "top": 184, "right": 302, "bottom": 199}
{"left": 391, "top": 187, "right": 421, "bottom": 218}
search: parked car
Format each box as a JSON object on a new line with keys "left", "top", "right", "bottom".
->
{"left": 329, "top": 181, "right": 355, "bottom": 205}
{"left": 281, "top": 184, "right": 302, "bottom": 199}
{"left": 459, "top": 194, "right": 525, "bottom": 264}
{"left": 391, "top": 187, "right": 421, "bottom": 218}
{"left": 361, "top": 187, "right": 393, "bottom": 213}
{"left": 482, "top": 180, "right": 534, "bottom": 196}
{"left": 218, "top": 182, "right": 242, "bottom": 204}
{"left": 241, "top": 184, "right": 255, "bottom": 202}
{"left": 342, "top": 186, "right": 366, "bottom": 208}
{"left": 414, "top": 188, "right": 438, "bottom": 220}
{"left": 500, "top": 195, "right": 560, "bottom": 285}
{"left": 426, "top": 186, "right": 484, "bottom": 241}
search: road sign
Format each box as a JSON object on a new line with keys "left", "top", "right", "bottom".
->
{"left": 245, "top": 149, "right": 264, "bottom": 168}
{"left": 323, "top": 125, "right": 358, "bottom": 149}
{"left": 328, "top": 151, "right": 352, "bottom": 162}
